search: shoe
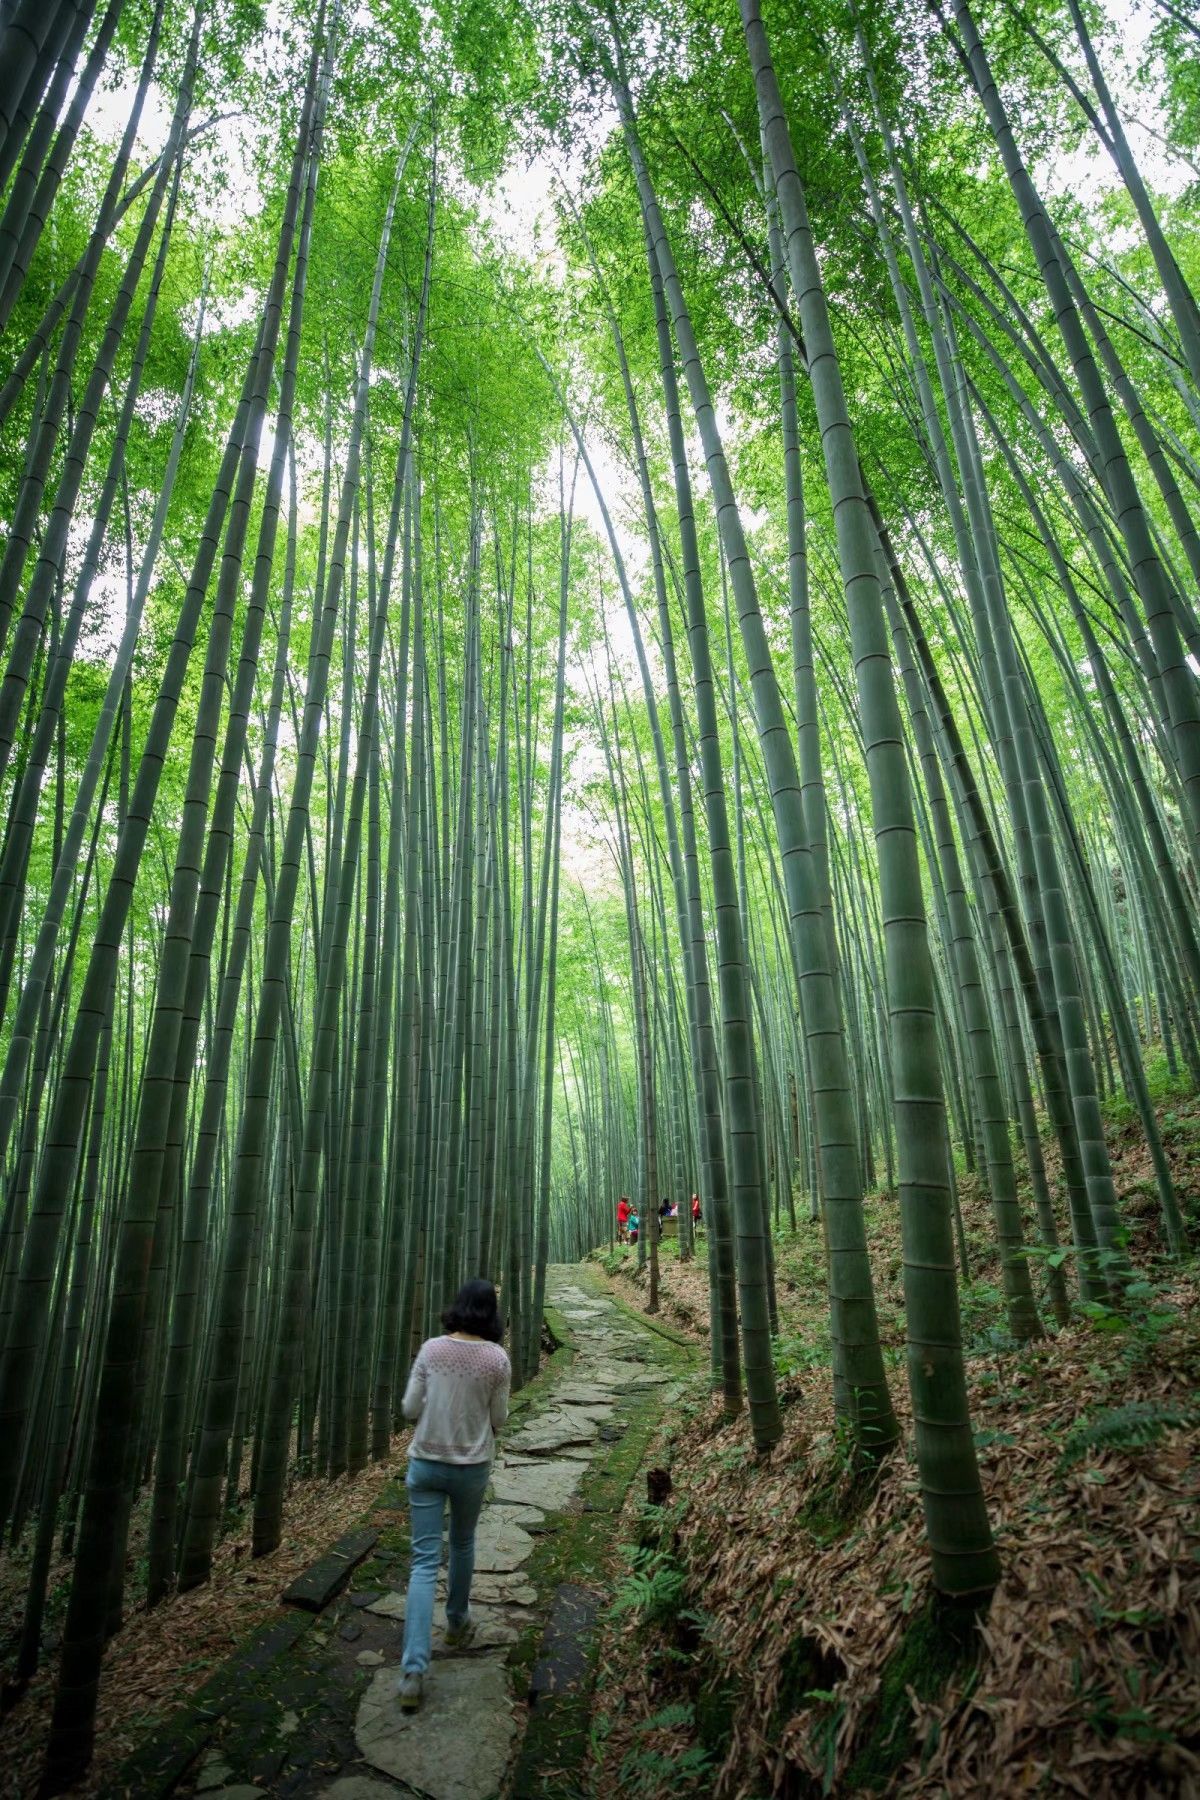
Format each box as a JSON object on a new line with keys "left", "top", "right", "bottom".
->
{"left": 398, "top": 1672, "right": 423, "bottom": 1712}
{"left": 444, "top": 1617, "right": 476, "bottom": 1651}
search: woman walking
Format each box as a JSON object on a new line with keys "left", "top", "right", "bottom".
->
{"left": 398, "top": 1278, "right": 511, "bottom": 1712}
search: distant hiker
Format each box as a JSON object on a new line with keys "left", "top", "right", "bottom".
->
{"left": 628, "top": 1210, "right": 639, "bottom": 1246}
{"left": 398, "top": 1278, "right": 510, "bottom": 1713}
{"left": 617, "top": 1194, "right": 631, "bottom": 1243}
{"left": 692, "top": 1193, "right": 702, "bottom": 1227}
{"left": 658, "top": 1197, "right": 672, "bottom": 1220}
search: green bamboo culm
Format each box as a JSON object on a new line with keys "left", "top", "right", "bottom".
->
{"left": 741, "top": 0, "right": 998, "bottom": 1594}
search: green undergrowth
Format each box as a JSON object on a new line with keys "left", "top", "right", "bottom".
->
{"left": 593, "top": 1506, "right": 721, "bottom": 1798}
{"left": 595, "top": 1443, "right": 883, "bottom": 1797}
{"left": 1102, "top": 1050, "right": 1194, "bottom": 1129}
{"left": 1058, "top": 1397, "right": 1196, "bottom": 1469}
{"left": 596, "top": 1471, "right": 990, "bottom": 1798}
{"left": 588, "top": 1076, "right": 1200, "bottom": 1795}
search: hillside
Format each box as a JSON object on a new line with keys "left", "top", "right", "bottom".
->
{"left": 588, "top": 1083, "right": 1200, "bottom": 1796}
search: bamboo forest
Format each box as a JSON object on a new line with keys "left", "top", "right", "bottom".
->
{"left": 0, "top": 0, "right": 1198, "bottom": 1793}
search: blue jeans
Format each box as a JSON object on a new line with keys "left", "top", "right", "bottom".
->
{"left": 402, "top": 1456, "right": 491, "bottom": 1674}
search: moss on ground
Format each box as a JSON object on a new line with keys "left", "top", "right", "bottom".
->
{"left": 844, "top": 1593, "right": 985, "bottom": 1792}
{"left": 508, "top": 1266, "right": 695, "bottom": 1798}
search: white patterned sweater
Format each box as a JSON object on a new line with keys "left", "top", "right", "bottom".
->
{"left": 401, "top": 1335, "right": 511, "bottom": 1464}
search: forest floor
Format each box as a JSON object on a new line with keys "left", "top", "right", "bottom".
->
{"left": 5, "top": 1088, "right": 1197, "bottom": 1800}
{"left": 587, "top": 1075, "right": 1200, "bottom": 1797}
{"left": 1, "top": 1434, "right": 404, "bottom": 1798}
{"left": 1, "top": 1268, "right": 692, "bottom": 1800}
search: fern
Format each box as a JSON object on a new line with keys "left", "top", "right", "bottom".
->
{"left": 610, "top": 1543, "right": 688, "bottom": 1624}
{"left": 619, "top": 1741, "right": 713, "bottom": 1795}
{"left": 1059, "top": 1400, "right": 1193, "bottom": 1469}
{"left": 640, "top": 1702, "right": 696, "bottom": 1732}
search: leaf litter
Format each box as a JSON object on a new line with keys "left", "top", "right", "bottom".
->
{"left": 0, "top": 1442, "right": 406, "bottom": 1800}
{"left": 588, "top": 1102, "right": 1200, "bottom": 1799}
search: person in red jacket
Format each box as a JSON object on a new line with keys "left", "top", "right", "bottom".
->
{"left": 691, "top": 1193, "right": 702, "bottom": 1228}
{"left": 616, "top": 1195, "right": 632, "bottom": 1244}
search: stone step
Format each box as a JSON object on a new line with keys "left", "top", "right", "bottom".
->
{"left": 281, "top": 1527, "right": 379, "bottom": 1612}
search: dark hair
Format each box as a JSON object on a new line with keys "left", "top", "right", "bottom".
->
{"left": 441, "top": 1278, "right": 504, "bottom": 1344}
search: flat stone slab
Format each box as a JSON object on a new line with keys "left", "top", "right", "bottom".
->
{"left": 319, "top": 1781, "right": 404, "bottom": 1799}
{"left": 507, "top": 1409, "right": 598, "bottom": 1454}
{"left": 551, "top": 1383, "right": 618, "bottom": 1406}
{"left": 487, "top": 1505, "right": 549, "bottom": 1540}
{"left": 554, "top": 1404, "right": 600, "bottom": 1432}
{"left": 441, "top": 1616, "right": 519, "bottom": 1650}
{"left": 467, "top": 1571, "right": 538, "bottom": 1606}
{"left": 373, "top": 1568, "right": 539, "bottom": 1608}
{"left": 485, "top": 1500, "right": 547, "bottom": 1530}
{"left": 490, "top": 1458, "right": 582, "bottom": 1512}
{"left": 471, "top": 1510, "right": 536, "bottom": 1573}
{"left": 356, "top": 1657, "right": 516, "bottom": 1800}
{"left": 504, "top": 1429, "right": 581, "bottom": 1455}
{"left": 281, "top": 1527, "right": 379, "bottom": 1611}
{"left": 528, "top": 1583, "right": 601, "bottom": 1700}
{"left": 366, "top": 1590, "right": 407, "bottom": 1619}
{"left": 358, "top": 1597, "right": 519, "bottom": 1648}
{"left": 447, "top": 1618, "right": 523, "bottom": 1652}
{"left": 197, "top": 1761, "right": 234, "bottom": 1792}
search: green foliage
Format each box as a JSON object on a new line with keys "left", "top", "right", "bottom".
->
{"left": 958, "top": 1277, "right": 1008, "bottom": 1353}
{"left": 618, "top": 1704, "right": 714, "bottom": 1797}
{"left": 971, "top": 1427, "right": 1015, "bottom": 1452}
{"left": 1141, "top": 1052, "right": 1193, "bottom": 1108}
{"left": 610, "top": 1540, "right": 688, "bottom": 1625}
{"left": 772, "top": 1323, "right": 831, "bottom": 1378}
{"left": 1058, "top": 1400, "right": 1195, "bottom": 1471}
{"left": 1147, "top": 11, "right": 1200, "bottom": 160}
{"left": 640, "top": 1700, "right": 697, "bottom": 1730}
{"left": 1070, "top": 1263, "right": 1181, "bottom": 1369}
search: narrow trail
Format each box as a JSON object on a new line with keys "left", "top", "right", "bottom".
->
{"left": 111, "top": 1267, "right": 690, "bottom": 1800}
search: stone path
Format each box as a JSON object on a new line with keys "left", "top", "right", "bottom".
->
{"left": 347, "top": 1271, "right": 663, "bottom": 1800}
{"left": 125, "top": 1267, "right": 689, "bottom": 1800}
